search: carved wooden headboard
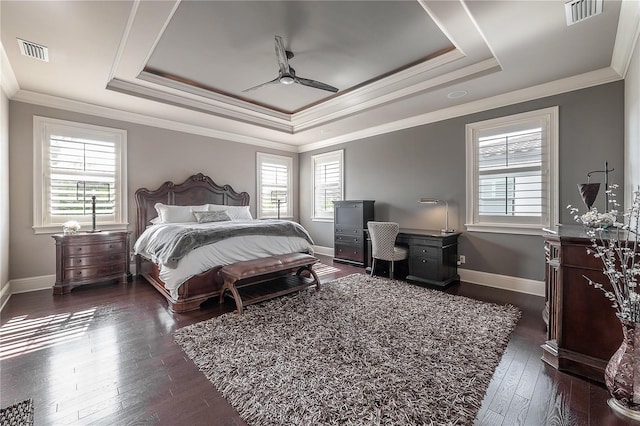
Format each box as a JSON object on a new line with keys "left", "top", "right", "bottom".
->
{"left": 134, "top": 173, "right": 250, "bottom": 240}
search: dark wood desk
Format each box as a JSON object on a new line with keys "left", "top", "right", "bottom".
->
{"left": 367, "top": 229, "right": 460, "bottom": 288}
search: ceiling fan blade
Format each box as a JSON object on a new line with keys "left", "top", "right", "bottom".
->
{"left": 242, "top": 76, "right": 280, "bottom": 92}
{"left": 274, "top": 36, "right": 291, "bottom": 74}
{"left": 295, "top": 76, "right": 339, "bottom": 93}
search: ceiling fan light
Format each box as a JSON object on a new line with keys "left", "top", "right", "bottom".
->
{"left": 280, "top": 76, "right": 294, "bottom": 85}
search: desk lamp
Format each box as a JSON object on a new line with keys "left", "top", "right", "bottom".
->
{"left": 419, "top": 198, "right": 454, "bottom": 233}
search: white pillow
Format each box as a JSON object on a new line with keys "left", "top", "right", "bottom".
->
{"left": 207, "top": 204, "right": 253, "bottom": 220}
{"left": 153, "top": 203, "right": 209, "bottom": 223}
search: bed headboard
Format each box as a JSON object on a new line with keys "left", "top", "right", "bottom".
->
{"left": 134, "top": 173, "right": 250, "bottom": 239}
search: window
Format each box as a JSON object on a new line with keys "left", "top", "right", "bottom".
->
{"left": 256, "top": 152, "right": 292, "bottom": 219}
{"left": 33, "top": 116, "right": 127, "bottom": 234}
{"left": 465, "top": 107, "right": 558, "bottom": 235}
{"left": 312, "top": 150, "right": 344, "bottom": 220}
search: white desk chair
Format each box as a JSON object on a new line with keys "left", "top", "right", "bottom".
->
{"left": 368, "top": 221, "right": 408, "bottom": 279}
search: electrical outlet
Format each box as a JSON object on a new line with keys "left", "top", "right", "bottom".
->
{"left": 459, "top": 255, "right": 466, "bottom": 264}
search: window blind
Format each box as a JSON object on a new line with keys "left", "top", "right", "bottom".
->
{"left": 477, "top": 128, "right": 544, "bottom": 218}
{"left": 313, "top": 151, "right": 343, "bottom": 218}
{"left": 48, "top": 135, "right": 116, "bottom": 218}
{"left": 259, "top": 160, "right": 289, "bottom": 216}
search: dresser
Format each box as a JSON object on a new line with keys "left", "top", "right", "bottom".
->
{"left": 52, "top": 231, "right": 131, "bottom": 294}
{"left": 333, "top": 200, "right": 375, "bottom": 266}
{"left": 541, "top": 225, "right": 623, "bottom": 383}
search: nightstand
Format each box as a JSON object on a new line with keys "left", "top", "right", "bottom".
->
{"left": 52, "top": 231, "right": 132, "bottom": 294}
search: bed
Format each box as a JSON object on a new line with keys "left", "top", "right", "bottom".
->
{"left": 134, "top": 173, "right": 314, "bottom": 312}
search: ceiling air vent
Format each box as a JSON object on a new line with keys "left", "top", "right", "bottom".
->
{"left": 17, "top": 38, "right": 49, "bottom": 62}
{"left": 565, "top": 0, "right": 603, "bottom": 26}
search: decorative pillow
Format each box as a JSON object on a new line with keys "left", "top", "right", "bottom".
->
{"left": 207, "top": 204, "right": 253, "bottom": 220}
{"left": 193, "top": 210, "right": 231, "bottom": 223}
{"left": 153, "top": 203, "right": 209, "bottom": 223}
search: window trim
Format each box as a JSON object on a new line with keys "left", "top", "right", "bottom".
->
{"left": 311, "top": 149, "right": 344, "bottom": 221}
{"left": 33, "top": 116, "right": 128, "bottom": 234}
{"left": 256, "top": 152, "right": 293, "bottom": 219}
{"left": 465, "top": 106, "right": 559, "bottom": 235}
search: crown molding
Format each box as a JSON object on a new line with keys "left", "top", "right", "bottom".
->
{"left": 298, "top": 66, "right": 622, "bottom": 152}
{"left": 611, "top": 0, "right": 640, "bottom": 78}
{"left": 0, "top": 42, "right": 19, "bottom": 97}
{"left": 10, "top": 90, "right": 298, "bottom": 152}
{"left": 106, "top": 77, "right": 293, "bottom": 133}
{"left": 8, "top": 65, "right": 622, "bottom": 155}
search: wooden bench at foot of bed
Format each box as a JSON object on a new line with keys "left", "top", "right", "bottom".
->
{"left": 219, "top": 253, "right": 320, "bottom": 314}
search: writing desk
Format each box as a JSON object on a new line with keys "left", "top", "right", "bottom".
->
{"left": 367, "top": 229, "right": 461, "bottom": 288}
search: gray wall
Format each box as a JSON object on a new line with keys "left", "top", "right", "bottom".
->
{"left": 1, "top": 88, "right": 9, "bottom": 305}
{"left": 8, "top": 101, "right": 298, "bottom": 280}
{"left": 300, "top": 81, "right": 625, "bottom": 281}
{"left": 625, "top": 33, "right": 640, "bottom": 206}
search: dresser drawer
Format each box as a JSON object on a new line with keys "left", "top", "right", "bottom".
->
{"left": 410, "top": 256, "right": 440, "bottom": 281}
{"left": 63, "top": 264, "right": 126, "bottom": 281}
{"left": 63, "top": 252, "right": 126, "bottom": 268}
{"left": 334, "top": 226, "right": 363, "bottom": 237}
{"left": 335, "top": 233, "right": 364, "bottom": 245}
{"left": 335, "top": 243, "right": 364, "bottom": 263}
{"left": 63, "top": 241, "right": 125, "bottom": 257}
{"left": 411, "top": 244, "right": 439, "bottom": 259}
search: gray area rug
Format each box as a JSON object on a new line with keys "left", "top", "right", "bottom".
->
{"left": 0, "top": 399, "right": 34, "bottom": 426}
{"left": 174, "top": 274, "right": 521, "bottom": 425}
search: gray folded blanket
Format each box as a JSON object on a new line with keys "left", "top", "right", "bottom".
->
{"left": 147, "top": 220, "right": 314, "bottom": 268}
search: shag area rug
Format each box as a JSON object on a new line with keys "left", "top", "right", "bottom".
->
{"left": 0, "top": 399, "right": 34, "bottom": 426}
{"left": 174, "top": 274, "right": 521, "bottom": 425}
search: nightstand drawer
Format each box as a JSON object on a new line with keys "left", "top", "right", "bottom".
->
{"left": 63, "top": 253, "right": 125, "bottom": 268}
{"left": 64, "top": 264, "right": 126, "bottom": 281}
{"left": 63, "top": 241, "right": 125, "bottom": 257}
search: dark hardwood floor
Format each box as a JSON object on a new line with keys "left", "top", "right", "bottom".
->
{"left": 0, "top": 255, "right": 635, "bottom": 425}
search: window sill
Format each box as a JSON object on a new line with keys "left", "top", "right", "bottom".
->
{"left": 33, "top": 223, "right": 129, "bottom": 235}
{"left": 465, "top": 223, "right": 548, "bottom": 236}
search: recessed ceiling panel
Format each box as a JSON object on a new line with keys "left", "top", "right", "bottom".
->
{"left": 144, "top": 1, "right": 453, "bottom": 113}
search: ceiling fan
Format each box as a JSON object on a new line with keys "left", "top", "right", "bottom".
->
{"left": 243, "top": 36, "right": 338, "bottom": 93}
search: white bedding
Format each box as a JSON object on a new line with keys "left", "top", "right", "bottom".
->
{"left": 133, "top": 220, "right": 314, "bottom": 298}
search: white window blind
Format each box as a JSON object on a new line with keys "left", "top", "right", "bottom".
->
{"left": 477, "top": 128, "right": 543, "bottom": 218}
{"left": 33, "top": 116, "right": 127, "bottom": 233}
{"left": 257, "top": 153, "right": 292, "bottom": 219}
{"left": 49, "top": 136, "right": 116, "bottom": 218}
{"left": 466, "top": 107, "right": 558, "bottom": 235}
{"left": 312, "top": 150, "right": 344, "bottom": 220}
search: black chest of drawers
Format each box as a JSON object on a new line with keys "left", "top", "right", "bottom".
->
{"left": 333, "top": 200, "right": 375, "bottom": 266}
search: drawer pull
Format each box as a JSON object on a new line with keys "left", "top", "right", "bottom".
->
{"left": 421, "top": 259, "right": 427, "bottom": 263}
{"left": 77, "top": 248, "right": 83, "bottom": 252}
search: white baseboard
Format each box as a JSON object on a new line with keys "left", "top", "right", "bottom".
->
{"left": 0, "top": 282, "right": 11, "bottom": 311}
{"left": 458, "top": 268, "right": 545, "bottom": 297}
{"left": 10, "top": 274, "right": 55, "bottom": 294}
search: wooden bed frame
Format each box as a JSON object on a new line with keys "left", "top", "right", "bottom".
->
{"left": 134, "top": 173, "right": 250, "bottom": 312}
